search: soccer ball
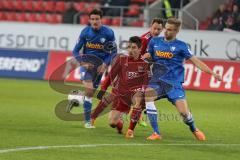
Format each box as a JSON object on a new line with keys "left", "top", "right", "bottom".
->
{"left": 67, "top": 90, "right": 84, "bottom": 106}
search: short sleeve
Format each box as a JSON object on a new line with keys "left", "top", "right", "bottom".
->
{"left": 181, "top": 43, "right": 193, "bottom": 60}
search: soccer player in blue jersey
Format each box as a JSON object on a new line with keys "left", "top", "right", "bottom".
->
{"left": 142, "top": 17, "right": 222, "bottom": 140}
{"left": 72, "top": 9, "right": 116, "bottom": 128}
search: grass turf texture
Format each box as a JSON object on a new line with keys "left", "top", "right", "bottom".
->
{"left": 0, "top": 78, "right": 239, "bottom": 160}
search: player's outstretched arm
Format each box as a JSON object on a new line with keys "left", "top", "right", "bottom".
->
{"left": 189, "top": 56, "right": 222, "bottom": 81}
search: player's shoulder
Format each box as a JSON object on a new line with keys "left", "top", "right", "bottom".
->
{"left": 80, "top": 26, "right": 91, "bottom": 35}
{"left": 141, "top": 31, "right": 151, "bottom": 40}
{"left": 150, "top": 36, "right": 163, "bottom": 43}
{"left": 101, "top": 25, "right": 114, "bottom": 33}
{"left": 175, "top": 39, "right": 187, "bottom": 46}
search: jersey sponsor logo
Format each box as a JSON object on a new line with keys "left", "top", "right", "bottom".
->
{"left": 128, "top": 71, "right": 139, "bottom": 79}
{"left": 155, "top": 50, "right": 174, "bottom": 59}
{"left": 86, "top": 42, "right": 104, "bottom": 50}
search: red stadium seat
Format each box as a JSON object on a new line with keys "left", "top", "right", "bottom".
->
{"left": 3, "top": 0, "right": 14, "bottom": 11}
{"left": 0, "top": 1, "right": 3, "bottom": 10}
{"left": 0, "top": 12, "right": 6, "bottom": 21}
{"left": 33, "top": 1, "right": 44, "bottom": 12}
{"left": 16, "top": 13, "right": 27, "bottom": 22}
{"left": 47, "top": 14, "right": 62, "bottom": 24}
{"left": 24, "top": 0, "right": 34, "bottom": 12}
{"left": 37, "top": 13, "right": 47, "bottom": 23}
{"left": 26, "top": 13, "right": 37, "bottom": 22}
{"left": 130, "top": 20, "right": 143, "bottom": 27}
{"left": 13, "top": 0, "right": 25, "bottom": 11}
{"left": 124, "top": 4, "right": 140, "bottom": 17}
{"left": 73, "top": 2, "right": 86, "bottom": 12}
{"left": 55, "top": 1, "right": 66, "bottom": 13}
{"left": 111, "top": 17, "right": 121, "bottom": 26}
{"left": 80, "top": 15, "right": 89, "bottom": 25}
{"left": 5, "top": 12, "right": 17, "bottom": 21}
{"left": 101, "top": 17, "right": 111, "bottom": 25}
{"left": 44, "top": 1, "right": 55, "bottom": 12}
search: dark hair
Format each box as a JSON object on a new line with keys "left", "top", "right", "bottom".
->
{"left": 151, "top": 18, "right": 164, "bottom": 25}
{"left": 89, "top": 9, "right": 103, "bottom": 18}
{"left": 166, "top": 17, "right": 181, "bottom": 28}
{"left": 129, "top": 36, "right": 142, "bottom": 48}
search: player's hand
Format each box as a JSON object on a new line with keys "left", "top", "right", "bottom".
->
{"left": 213, "top": 73, "right": 222, "bottom": 81}
{"left": 80, "top": 62, "right": 94, "bottom": 69}
{"left": 97, "top": 63, "right": 107, "bottom": 74}
{"left": 141, "top": 53, "right": 151, "bottom": 60}
{"left": 97, "top": 90, "right": 106, "bottom": 100}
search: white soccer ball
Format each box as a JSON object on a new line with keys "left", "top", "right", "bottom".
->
{"left": 67, "top": 90, "right": 84, "bottom": 106}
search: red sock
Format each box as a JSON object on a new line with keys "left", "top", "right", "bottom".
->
{"left": 129, "top": 107, "right": 142, "bottom": 131}
{"left": 91, "top": 100, "right": 108, "bottom": 119}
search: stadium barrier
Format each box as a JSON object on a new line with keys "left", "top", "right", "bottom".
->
{"left": 1, "top": 48, "right": 239, "bottom": 93}
{"left": 1, "top": 22, "right": 240, "bottom": 60}
{"left": 0, "top": 48, "right": 48, "bottom": 79}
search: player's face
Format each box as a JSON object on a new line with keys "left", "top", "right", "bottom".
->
{"left": 89, "top": 14, "right": 102, "bottom": 30}
{"left": 128, "top": 43, "right": 141, "bottom": 59}
{"left": 150, "top": 22, "right": 163, "bottom": 37}
{"left": 164, "top": 23, "right": 179, "bottom": 41}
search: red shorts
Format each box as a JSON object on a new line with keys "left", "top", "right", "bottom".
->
{"left": 111, "top": 91, "right": 145, "bottom": 114}
{"left": 112, "top": 94, "right": 132, "bottom": 114}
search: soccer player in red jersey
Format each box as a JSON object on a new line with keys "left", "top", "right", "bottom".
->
{"left": 91, "top": 19, "right": 164, "bottom": 136}
{"left": 91, "top": 36, "right": 150, "bottom": 135}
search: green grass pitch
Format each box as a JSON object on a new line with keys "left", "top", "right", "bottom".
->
{"left": 0, "top": 78, "right": 239, "bottom": 160}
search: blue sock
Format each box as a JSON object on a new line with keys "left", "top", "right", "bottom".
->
{"left": 83, "top": 97, "right": 92, "bottom": 123}
{"left": 147, "top": 109, "right": 160, "bottom": 135}
{"left": 182, "top": 112, "right": 196, "bottom": 132}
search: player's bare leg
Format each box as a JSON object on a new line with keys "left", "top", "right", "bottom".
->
{"left": 175, "top": 99, "right": 206, "bottom": 141}
{"left": 108, "top": 110, "right": 123, "bottom": 134}
{"left": 145, "top": 87, "right": 161, "bottom": 140}
{"left": 82, "top": 80, "right": 95, "bottom": 128}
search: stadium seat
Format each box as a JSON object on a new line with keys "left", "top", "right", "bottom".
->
{"left": 0, "top": 12, "right": 6, "bottom": 21}
{"left": 5, "top": 12, "right": 17, "bottom": 21}
{"left": 101, "top": 17, "right": 111, "bottom": 25}
{"left": 37, "top": 13, "right": 47, "bottom": 23}
{"left": 73, "top": 2, "right": 86, "bottom": 12}
{"left": 24, "top": 0, "right": 34, "bottom": 12}
{"left": 111, "top": 17, "right": 121, "bottom": 26}
{"left": 26, "top": 13, "right": 37, "bottom": 22}
{"left": 55, "top": 1, "right": 66, "bottom": 13}
{"left": 44, "top": 1, "right": 55, "bottom": 12}
{"left": 16, "top": 13, "right": 27, "bottom": 22}
{"left": 33, "top": 1, "right": 44, "bottom": 12}
{"left": 130, "top": 20, "right": 143, "bottom": 27}
{"left": 2, "top": 0, "right": 14, "bottom": 11}
{"left": 80, "top": 15, "right": 89, "bottom": 25}
{"left": 124, "top": 4, "right": 140, "bottom": 17}
{"left": 13, "top": 0, "right": 25, "bottom": 11}
{"left": 47, "top": 14, "right": 62, "bottom": 24}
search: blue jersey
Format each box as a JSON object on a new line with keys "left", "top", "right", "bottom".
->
{"left": 148, "top": 37, "right": 193, "bottom": 85}
{"left": 73, "top": 25, "right": 116, "bottom": 66}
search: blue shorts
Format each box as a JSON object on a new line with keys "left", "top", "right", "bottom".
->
{"left": 79, "top": 66, "right": 102, "bottom": 89}
{"left": 148, "top": 81, "right": 185, "bottom": 105}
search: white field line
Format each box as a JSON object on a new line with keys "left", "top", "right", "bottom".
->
{"left": 0, "top": 143, "right": 240, "bottom": 154}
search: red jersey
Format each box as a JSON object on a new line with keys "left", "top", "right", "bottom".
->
{"left": 101, "top": 55, "right": 149, "bottom": 96}
{"left": 140, "top": 31, "right": 152, "bottom": 55}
